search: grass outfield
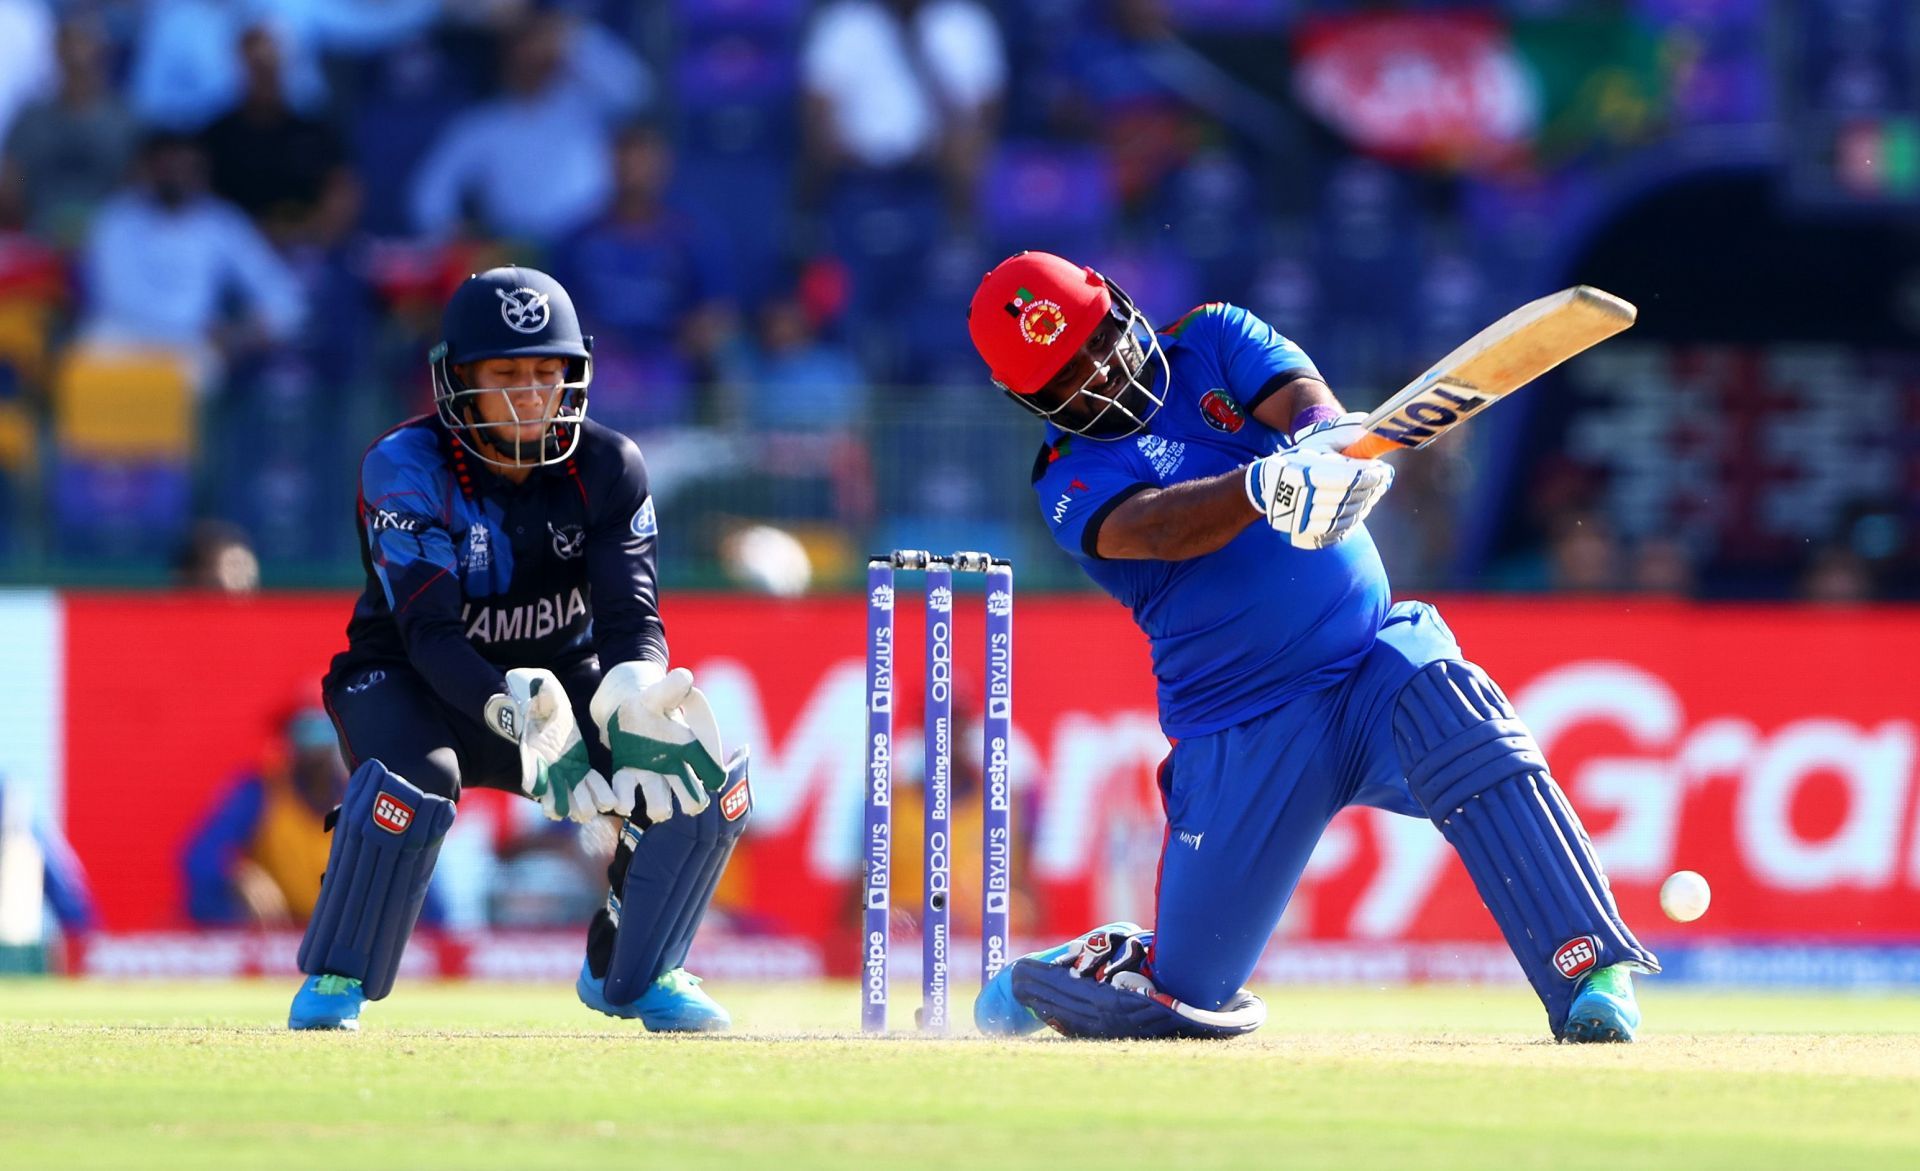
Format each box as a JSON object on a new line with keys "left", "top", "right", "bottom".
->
{"left": 5, "top": 980, "right": 1920, "bottom": 1170}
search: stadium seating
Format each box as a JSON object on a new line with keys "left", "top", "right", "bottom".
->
{"left": 977, "top": 143, "right": 1118, "bottom": 261}
{"left": 50, "top": 348, "right": 195, "bottom": 561}
{"left": 674, "top": 0, "right": 806, "bottom": 35}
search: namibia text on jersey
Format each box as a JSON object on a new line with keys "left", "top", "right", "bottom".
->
{"left": 461, "top": 588, "right": 588, "bottom": 643}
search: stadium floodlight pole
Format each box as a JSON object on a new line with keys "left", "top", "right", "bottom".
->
{"left": 863, "top": 555, "right": 899, "bottom": 1034}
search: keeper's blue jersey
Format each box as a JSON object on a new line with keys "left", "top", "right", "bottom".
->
{"left": 331, "top": 415, "right": 667, "bottom": 723}
{"left": 1031, "top": 303, "right": 1390, "bottom": 738}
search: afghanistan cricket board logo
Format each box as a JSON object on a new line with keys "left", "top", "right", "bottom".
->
{"left": 1005, "top": 286, "right": 1068, "bottom": 346}
{"left": 1199, "top": 388, "right": 1245, "bottom": 433}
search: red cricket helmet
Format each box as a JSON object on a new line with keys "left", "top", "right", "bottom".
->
{"left": 967, "top": 251, "right": 1111, "bottom": 396}
{"left": 967, "top": 250, "right": 1170, "bottom": 440}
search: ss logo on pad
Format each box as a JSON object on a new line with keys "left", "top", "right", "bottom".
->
{"left": 373, "top": 794, "right": 415, "bottom": 835}
{"left": 1553, "top": 936, "right": 1598, "bottom": 979}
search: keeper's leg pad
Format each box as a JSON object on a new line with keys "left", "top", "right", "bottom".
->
{"left": 296, "top": 759, "right": 455, "bottom": 1001}
{"left": 590, "top": 748, "right": 751, "bottom": 1005}
{"left": 1008, "top": 928, "right": 1265, "bottom": 1041}
{"left": 1394, "top": 660, "right": 1659, "bottom": 1035}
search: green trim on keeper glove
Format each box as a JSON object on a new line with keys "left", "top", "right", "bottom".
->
{"left": 526, "top": 734, "right": 603, "bottom": 820}
{"left": 485, "top": 668, "right": 615, "bottom": 823}
{"left": 609, "top": 711, "right": 725, "bottom": 820}
{"left": 600, "top": 667, "right": 728, "bottom": 823}
{"left": 608, "top": 712, "right": 726, "bottom": 792}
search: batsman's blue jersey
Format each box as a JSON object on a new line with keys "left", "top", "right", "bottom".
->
{"left": 1025, "top": 304, "right": 1654, "bottom": 1029}
{"left": 1031, "top": 303, "right": 1390, "bottom": 738}
{"left": 330, "top": 415, "right": 668, "bottom": 722}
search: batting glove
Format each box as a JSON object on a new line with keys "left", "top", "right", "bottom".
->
{"left": 1245, "top": 447, "right": 1394, "bottom": 549}
{"left": 1289, "top": 410, "right": 1371, "bottom": 454}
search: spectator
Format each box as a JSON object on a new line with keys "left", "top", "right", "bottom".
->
{"left": 410, "top": 7, "right": 650, "bottom": 244}
{"left": 487, "top": 821, "right": 605, "bottom": 928}
{"left": 0, "top": 778, "right": 97, "bottom": 941}
{"left": 1487, "top": 458, "right": 1610, "bottom": 591}
{"left": 1547, "top": 510, "right": 1624, "bottom": 593}
{"left": 127, "top": 0, "right": 439, "bottom": 132}
{"left": 1800, "top": 544, "right": 1876, "bottom": 605}
{"left": 1359, "top": 444, "right": 1465, "bottom": 594}
{"left": 800, "top": 0, "right": 1006, "bottom": 216}
{"left": 1629, "top": 535, "right": 1695, "bottom": 598}
{"left": 175, "top": 519, "right": 262, "bottom": 592}
{"left": 799, "top": 0, "right": 1004, "bottom": 376}
{"left": 181, "top": 707, "right": 348, "bottom": 927}
{"left": 129, "top": 0, "right": 322, "bottom": 131}
{"left": 0, "top": 155, "right": 67, "bottom": 314}
{"left": 1035, "top": 0, "right": 1203, "bottom": 211}
{"left": 549, "top": 123, "right": 737, "bottom": 427}
{"left": 201, "top": 24, "right": 359, "bottom": 248}
{"left": 0, "top": 0, "right": 55, "bottom": 150}
{"left": 1, "top": 13, "right": 137, "bottom": 248}
{"left": 737, "top": 290, "right": 867, "bottom": 431}
{"left": 77, "top": 132, "right": 307, "bottom": 391}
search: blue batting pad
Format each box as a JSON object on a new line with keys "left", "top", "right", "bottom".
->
{"left": 602, "top": 749, "right": 752, "bottom": 1005}
{"left": 1394, "top": 660, "right": 1658, "bottom": 1035}
{"left": 296, "top": 759, "right": 455, "bottom": 1001}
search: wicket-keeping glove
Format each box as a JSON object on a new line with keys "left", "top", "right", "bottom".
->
{"left": 591, "top": 662, "right": 727, "bottom": 823}
{"left": 485, "top": 668, "right": 615, "bottom": 823}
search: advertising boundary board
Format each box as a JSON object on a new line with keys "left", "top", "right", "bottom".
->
{"left": 10, "top": 593, "right": 1917, "bottom": 983}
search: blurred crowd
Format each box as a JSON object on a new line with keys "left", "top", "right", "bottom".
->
{"left": 0, "top": 0, "right": 1909, "bottom": 598}
{"left": 178, "top": 700, "right": 609, "bottom": 933}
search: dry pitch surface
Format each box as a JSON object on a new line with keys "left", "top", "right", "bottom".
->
{"left": 4, "top": 979, "right": 1918, "bottom": 1170}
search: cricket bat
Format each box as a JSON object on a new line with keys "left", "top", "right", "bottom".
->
{"left": 1341, "top": 286, "right": 1637, "bottom": 459}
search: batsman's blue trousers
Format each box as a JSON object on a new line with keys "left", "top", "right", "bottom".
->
{"left": 1150, "top": 601, "right": 1455, "bottom": 1009}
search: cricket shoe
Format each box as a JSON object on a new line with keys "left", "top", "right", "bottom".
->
{"left": 1561, "top": 963, "right": 1640, "bottom": 1043}
{"left": 576, "top": 961, "right": 731, "bottom": 1032}
{"left": 289, "top": 973, "right": 365, "bottom": 1031}
{"left": 974, "top": 921, "right": 1144, "bottom": 1036}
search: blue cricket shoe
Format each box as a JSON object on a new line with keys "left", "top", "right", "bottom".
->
{"left": 576, "top": 960, "right": 731, "bottom": 1032}
{"left": 289, "top": 974, "right": 366, "bottom": 1031}
{"left": 974, "top": 921, "right": 1145, "bottom": 1036}
{"left": 1561, "top": 964, "right": 1641, "bottom": 1043}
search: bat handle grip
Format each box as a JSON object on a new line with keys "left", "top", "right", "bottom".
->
{"left": 1341, "top": 434, "right": 1396, "bottom": 460}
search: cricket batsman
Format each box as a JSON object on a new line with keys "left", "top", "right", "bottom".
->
{"left": 967, "top": 251, "right": 1657, "bottom": 1043}
{"left": 288, "top": 266, "right": 751, "bottom": 1031}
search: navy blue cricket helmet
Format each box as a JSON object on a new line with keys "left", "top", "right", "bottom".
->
{"left": 430, "top": 265, "right": 594, "bottom": 467}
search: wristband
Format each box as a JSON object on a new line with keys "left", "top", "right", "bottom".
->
{"left": 1290, "top": 404, "right": 1341, "bottom": 435}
